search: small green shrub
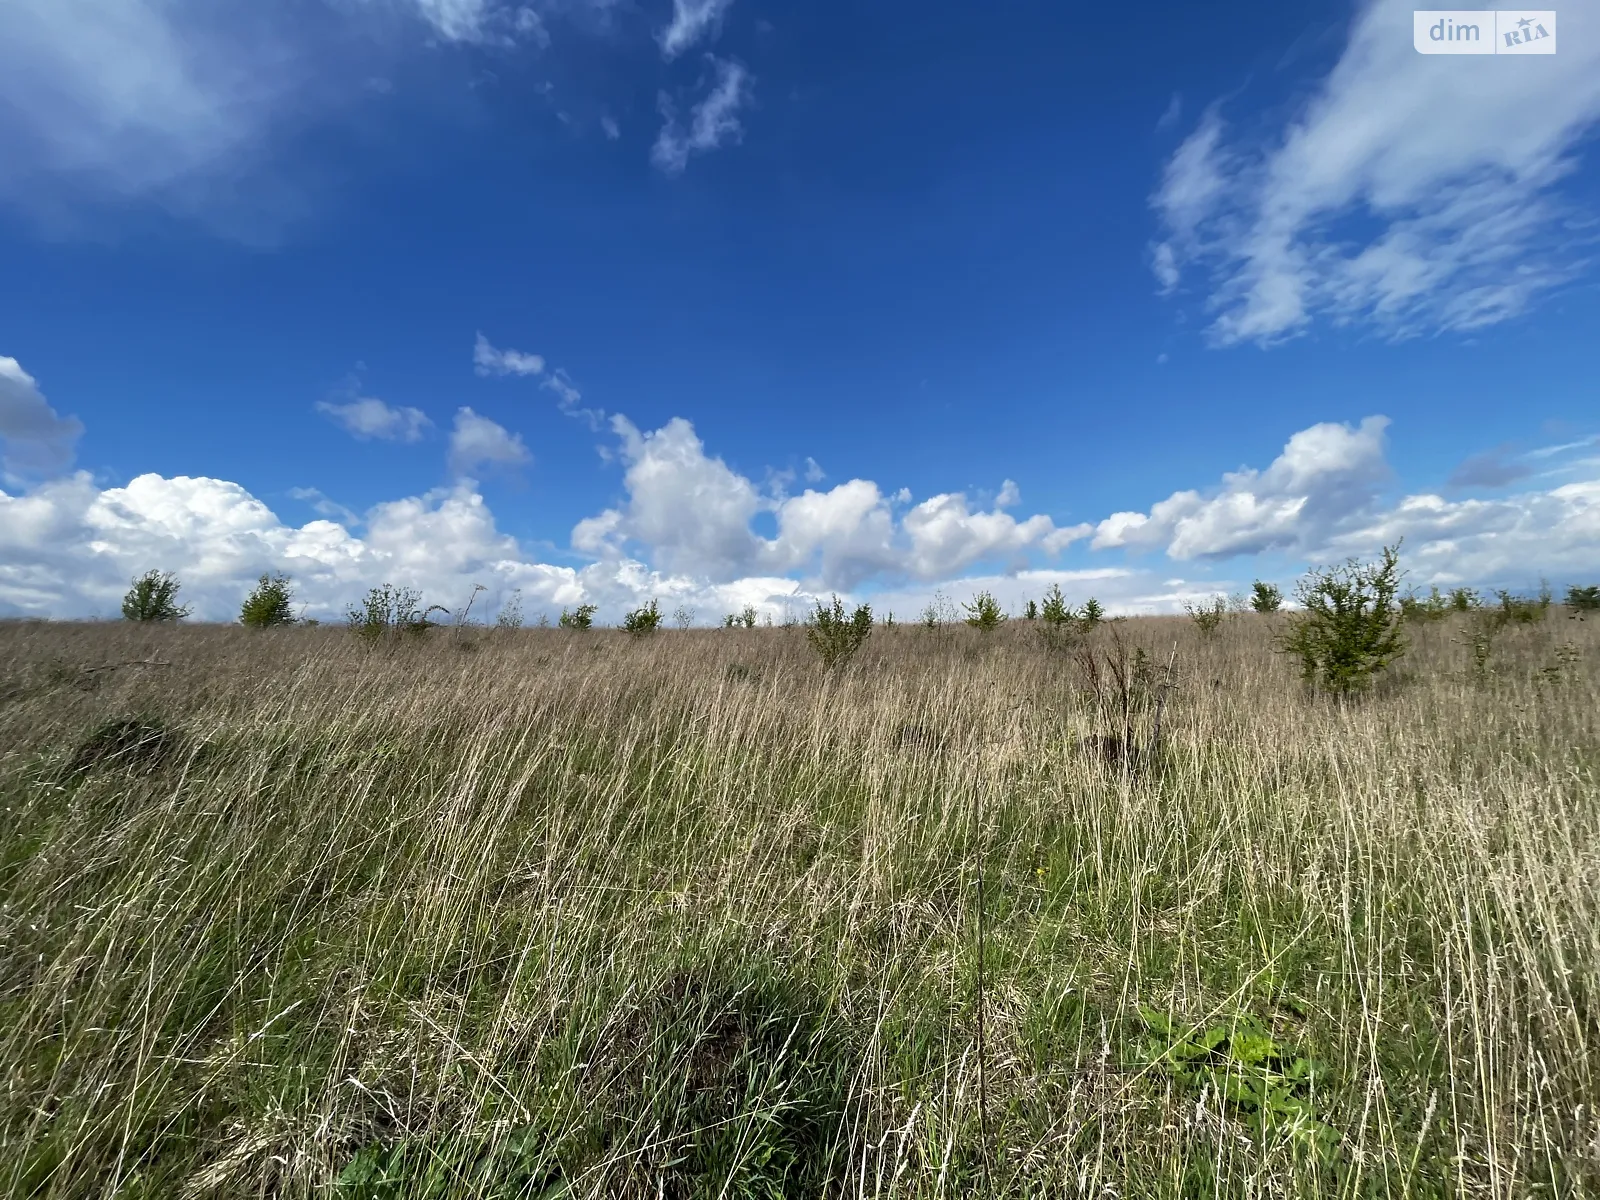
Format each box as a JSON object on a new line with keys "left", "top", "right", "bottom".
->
{"left": 1036, "top": 584, "right": 1086, "bottom": 653}
{"left": 672, "top": 604, "right": 695, "bottom": 631}
{"left": 347, "top": 585, "right": 445, "bottom": 643}
{"left": 1279, "top": 543, "right": 1406, "bottom": 695}
{"left": 1136, "top": 1007, "right": 1337, "bottom": 1157}
{"left": 1185, "top": 595, "right": 1227, "bottom": 638}
{"left": 336, "top": 1126, "right": 563, "bottom": 1200}
{"left": 963, "top": 590, "right": 1005, "bottom": 632}
{"left": 1250, "top": 581, "right": 1283, "bottom": 614}
{"left": 495, "top": 589, "right": 524, "bottom": 630}
{"left": 623, "top": 598, "right": 663, "bottom": 636}
{"left": 1080, "top": 596, "right": 1105, "bottom": 627}
{"left": 1495, "top": 589, "right": 1547, "bottom": 625}
{"left": 740, "top": 604, "right": 758, "bottom": 629}
{"left": 239, "top": 572, "right": 295, "bottom": 628}
{"left": 919, "top": 589, "right": 957, "bottom": 631}
{"left": 1449, "top": 586, "right": 1479, "bottom": 612}
{"left": 1400, "top": 585, "right": 1451, "bottom": 623}
{"left": 121, "top": 570, "right": 191, "bottom": 623}
{"left": 559, "top": 604, "right": 598, "bottom": 630}
{"left": 1039, "top": 584, "right": 1073, "bottom": 628}
{"left": 1565, "top": 584, "right": 1599, "bottom": 615}
{"left": 806, "top": 595, "right": 872, "bottom": 669}
{"left": 1023, "top": 599, "right": 1038, "bottom": 620}
{"left": 1465, "top": 618, "right": 1498, "bottom": 684}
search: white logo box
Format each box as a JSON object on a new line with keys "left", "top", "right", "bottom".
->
{"left": 1414, "top": 10, "right": 1556, "bottom": 53}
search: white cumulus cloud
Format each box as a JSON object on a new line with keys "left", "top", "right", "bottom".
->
{"left": 1093, "top": 416, "right": 1392, "bottom": 559}
{"left": 575, "top": 414, "right": 1094, "bottom": 588}
{"left": 0, "top": 471, "right": 583, "bottom": 620}
{"left": 448, "top": 406, "right": 531, "bottom": 475}
{"left": 316, "top": 396, "right": 433, "bottom": 442}
{"left": 0, "top": 355, "right": 84, "bottom": 476}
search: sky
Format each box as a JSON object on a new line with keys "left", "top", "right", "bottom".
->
{"left": 1, "top": 0, "right": 1597, "bottom": 624}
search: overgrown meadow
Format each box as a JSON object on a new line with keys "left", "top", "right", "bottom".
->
{"left": 2, "top": 606, "right": 1597, "bottom": 1197}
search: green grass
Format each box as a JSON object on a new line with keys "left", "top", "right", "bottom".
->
{"left": 0, "top": 613, "right": 1597, "bottom": 1197}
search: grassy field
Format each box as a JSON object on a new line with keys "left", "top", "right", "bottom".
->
{"left": 1, "top": 610, "right": 1597, "bottom": 1198}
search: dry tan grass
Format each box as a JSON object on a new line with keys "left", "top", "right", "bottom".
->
{"left": 0, "top": 610, "right": 1596, "bottom": 1198}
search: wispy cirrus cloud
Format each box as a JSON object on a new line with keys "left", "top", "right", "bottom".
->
{"left": 1152, "top": 0, "right": 1600, "bottom": 345}
{"left": 404, "top": 0, "right": 549, "bottom": 46}
{"left": 657, "top": 0, "right": 734, "bottom": 60}
{"left": 0, "top": 0, "right": 602, "bottom": 230}
{"left": 1446, "top": 445, "right": 1533, "bottom": 490}
{"left": 473, "top": 332, "right": 545, "bottom": 377}
{"left": 652, "top": 56, "right": 751, "bottom": 175}
{"left": 472, "top": 333, "right": 606, "bottom": 428}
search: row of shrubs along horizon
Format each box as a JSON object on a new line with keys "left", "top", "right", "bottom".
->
{"left": 106, "top": 558, "right": 1599, "bottom": 691}
{"left": 115, "top": 563, "right": 1600, "bottom": 633}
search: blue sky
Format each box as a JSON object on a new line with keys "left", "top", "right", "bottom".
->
{"left": 1, "top": 0, "right": 1597, "bottom": 622}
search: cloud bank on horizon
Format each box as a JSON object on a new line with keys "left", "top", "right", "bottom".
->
{"left": 2, "top": 342, "right": 1596, "bottom": 623}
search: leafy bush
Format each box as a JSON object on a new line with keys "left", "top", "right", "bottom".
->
{"left": 623, "top": 598, "right": 663, "bottom": 636}
{"left": 1449, "top": 586, "right": 1479, "bottom": 612}
{"left": 347, "top": 585, "right": 444, "bottom": 643}
{"left": 1250, "top": 581, "right": 1283, "bottom": 614}
{"left": 122, "top": 570, "right": 191, "bottom": 623}
{"left": 1400, "top": 586, "right": 1450, "bottom": 623}
{"left": 1565, "top": 584, "right": 1599, "bottom": 615}
{"left": 1136, "top": 1007, "right": 1337, "bottom": 1157}
{"left": 740, "top": 604, "right": 758, "bottom": 629}
{"left": 1185, "top": 596, "right": 1226, "bottom": 637}
{"left": 1080, "top": 596, "right": 1105, "bottom": 627}
{"left": 1494, "top": 589, "right": 1548, "bottom": 625}
{"left": 806, "top": 595, "right": 872, "bottom": 669}
{"left": 559, "top": 603, "right": 598, "bottom": 630}
{"left": 1279, "top": 543, "right": 1407, "bottom": 695}
{"left": 240, "top": 572, "right": 296, "bottom": 628}
{"left": 963, "top": 590, "right": 1005, "bottom": 632}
